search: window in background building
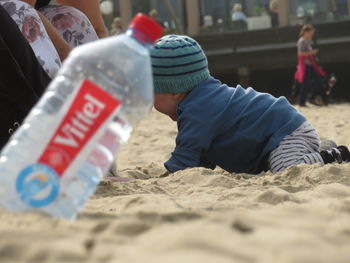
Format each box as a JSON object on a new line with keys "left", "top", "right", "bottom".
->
{"left": 109, "top": 0, "right": 122, "bottom": 36}
{"left": 289, "top": 0, "right": 349, "bottom": 25}
{"left": 113, "top": 0, "right": 120, "bottom": 17}
{"left": 199, "top": 0, "right": 278, "bottom": 34}
{"left": 243, "top": 0, "right": 269, "bottom": 16}
{"left": 131, "top": 0, "right": 151, "bottom": 14}
{"left": 334, "top": 0, "right": 349, "bottom": 20}
{"left": 244, "top": 0, "right": 273, "bottom": 30}
{"left": 131, "top": 0, "right": 186, "bottom": 34}
{"left": 100, "top": 0, "right": 118, "bottom": 33}
{"left": 199, "top": 0, "right": 232, "bottom": 33}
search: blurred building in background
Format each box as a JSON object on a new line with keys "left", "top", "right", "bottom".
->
{"left": 102, "top": 0, "right": 350, "bottom": 101}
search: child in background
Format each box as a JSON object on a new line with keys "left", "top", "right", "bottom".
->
{"left": 151, "top": 35, "right": 350, "bottom": 174}
{"left": 295, "top": 24, "right": 326, "bottom": 106}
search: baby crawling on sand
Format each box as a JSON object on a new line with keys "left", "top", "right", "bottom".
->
{"left": 150, "top": 35, "right": 350, "bottom": 175}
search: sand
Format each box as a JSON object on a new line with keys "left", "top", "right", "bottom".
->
{"left": 1, "top": 104, "right": 350, "bottom": 263}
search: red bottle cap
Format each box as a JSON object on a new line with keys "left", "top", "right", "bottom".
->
{"left": 128, "top": 13, "right": 163, "bottom": 44}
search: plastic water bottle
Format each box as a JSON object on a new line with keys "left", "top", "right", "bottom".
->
{"left": 0, "top": 14, "right": 163, "bottom": 219}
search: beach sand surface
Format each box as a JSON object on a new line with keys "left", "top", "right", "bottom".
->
{"left": 0, "top": 104, "right": 350, "bottom": 263}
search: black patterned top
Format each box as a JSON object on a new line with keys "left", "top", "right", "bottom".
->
{"left": 35, "top": 0, "right": 50, "bottom": 9}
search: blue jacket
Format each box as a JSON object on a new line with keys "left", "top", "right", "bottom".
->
{"left": 165, "top": 77, "right": 306, "bottom": 174}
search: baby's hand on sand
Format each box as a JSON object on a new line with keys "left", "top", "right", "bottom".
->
{"left": 160, "top": 171, "right": 170, "bottom": 178}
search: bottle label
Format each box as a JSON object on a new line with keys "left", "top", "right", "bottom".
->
{"left": 17, "top": 79, "right": 121, "bottom": 208}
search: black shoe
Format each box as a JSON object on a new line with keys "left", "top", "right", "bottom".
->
{"left": 308, "top": 99, "right": 317, "bottom": 105}
{"left": 319, "top": 140, "right": 337, "bottom": 152}
{"left": 320, "top": 146, "right": 350, "bottom": 164}
{"left": 308, "top": 98, "right": 322, "bottom": 106}
{"left": 338, "top": 146, "right": 350, "bottom": 162}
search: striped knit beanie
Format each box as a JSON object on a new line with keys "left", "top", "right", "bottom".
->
{"left": 151, "top": 35, "right": 210, "bottom": 94}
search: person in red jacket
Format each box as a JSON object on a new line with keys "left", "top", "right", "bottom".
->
{"left": 294, "top": 24, "right": 326, "bottom": 106}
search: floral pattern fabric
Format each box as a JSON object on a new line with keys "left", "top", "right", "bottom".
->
{"left": 0, "top": 0, "right": 61, "bottom": 78}
{"left": 0, "top": 1, "right": 99, "bottom": 78}
{"left": 39, "top": 5, "right": 98, "bottom": 48}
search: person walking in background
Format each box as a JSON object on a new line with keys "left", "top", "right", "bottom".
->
{"left": 0, "top": 5, "right": 51, "bottom": 148}
{"left": 231, "top": 3, "right": 248, "bottom": 24}
{"left": 294, "top": 24, "right": 326, "bottom": 106}
{"left": 269, "top": 0, "right": 279, "bottom": 27}
{"left": 110, "top": 17, "right": 123, "bottom": 36}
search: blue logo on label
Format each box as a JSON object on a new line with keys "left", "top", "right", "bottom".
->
{"left": 16, "top": 164, "right": 60, "bottom": 208}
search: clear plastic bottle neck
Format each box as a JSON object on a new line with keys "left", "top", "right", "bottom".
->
{"left": 126, "top": 28, "right": 153, "bottom": 48}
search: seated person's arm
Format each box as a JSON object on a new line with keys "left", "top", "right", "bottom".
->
{"left": 165, "top": 147, "right": 216, "bottom": 173}
{"left": 57, "top": 0, "right": 108, "bottom": 38}
{"left": 37, "top": 12, "right": 71, "bottom": 61}
{"left": 164, "top": 118, "right": 216, "bottom": 173}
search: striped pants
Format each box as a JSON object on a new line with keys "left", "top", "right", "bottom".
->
{"left": 268, "top": 121, "right": 324, "bottom": 173}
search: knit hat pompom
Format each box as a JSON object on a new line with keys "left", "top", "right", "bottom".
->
{"left": 151, "top": 35, "right": 210, "bottom": 94}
